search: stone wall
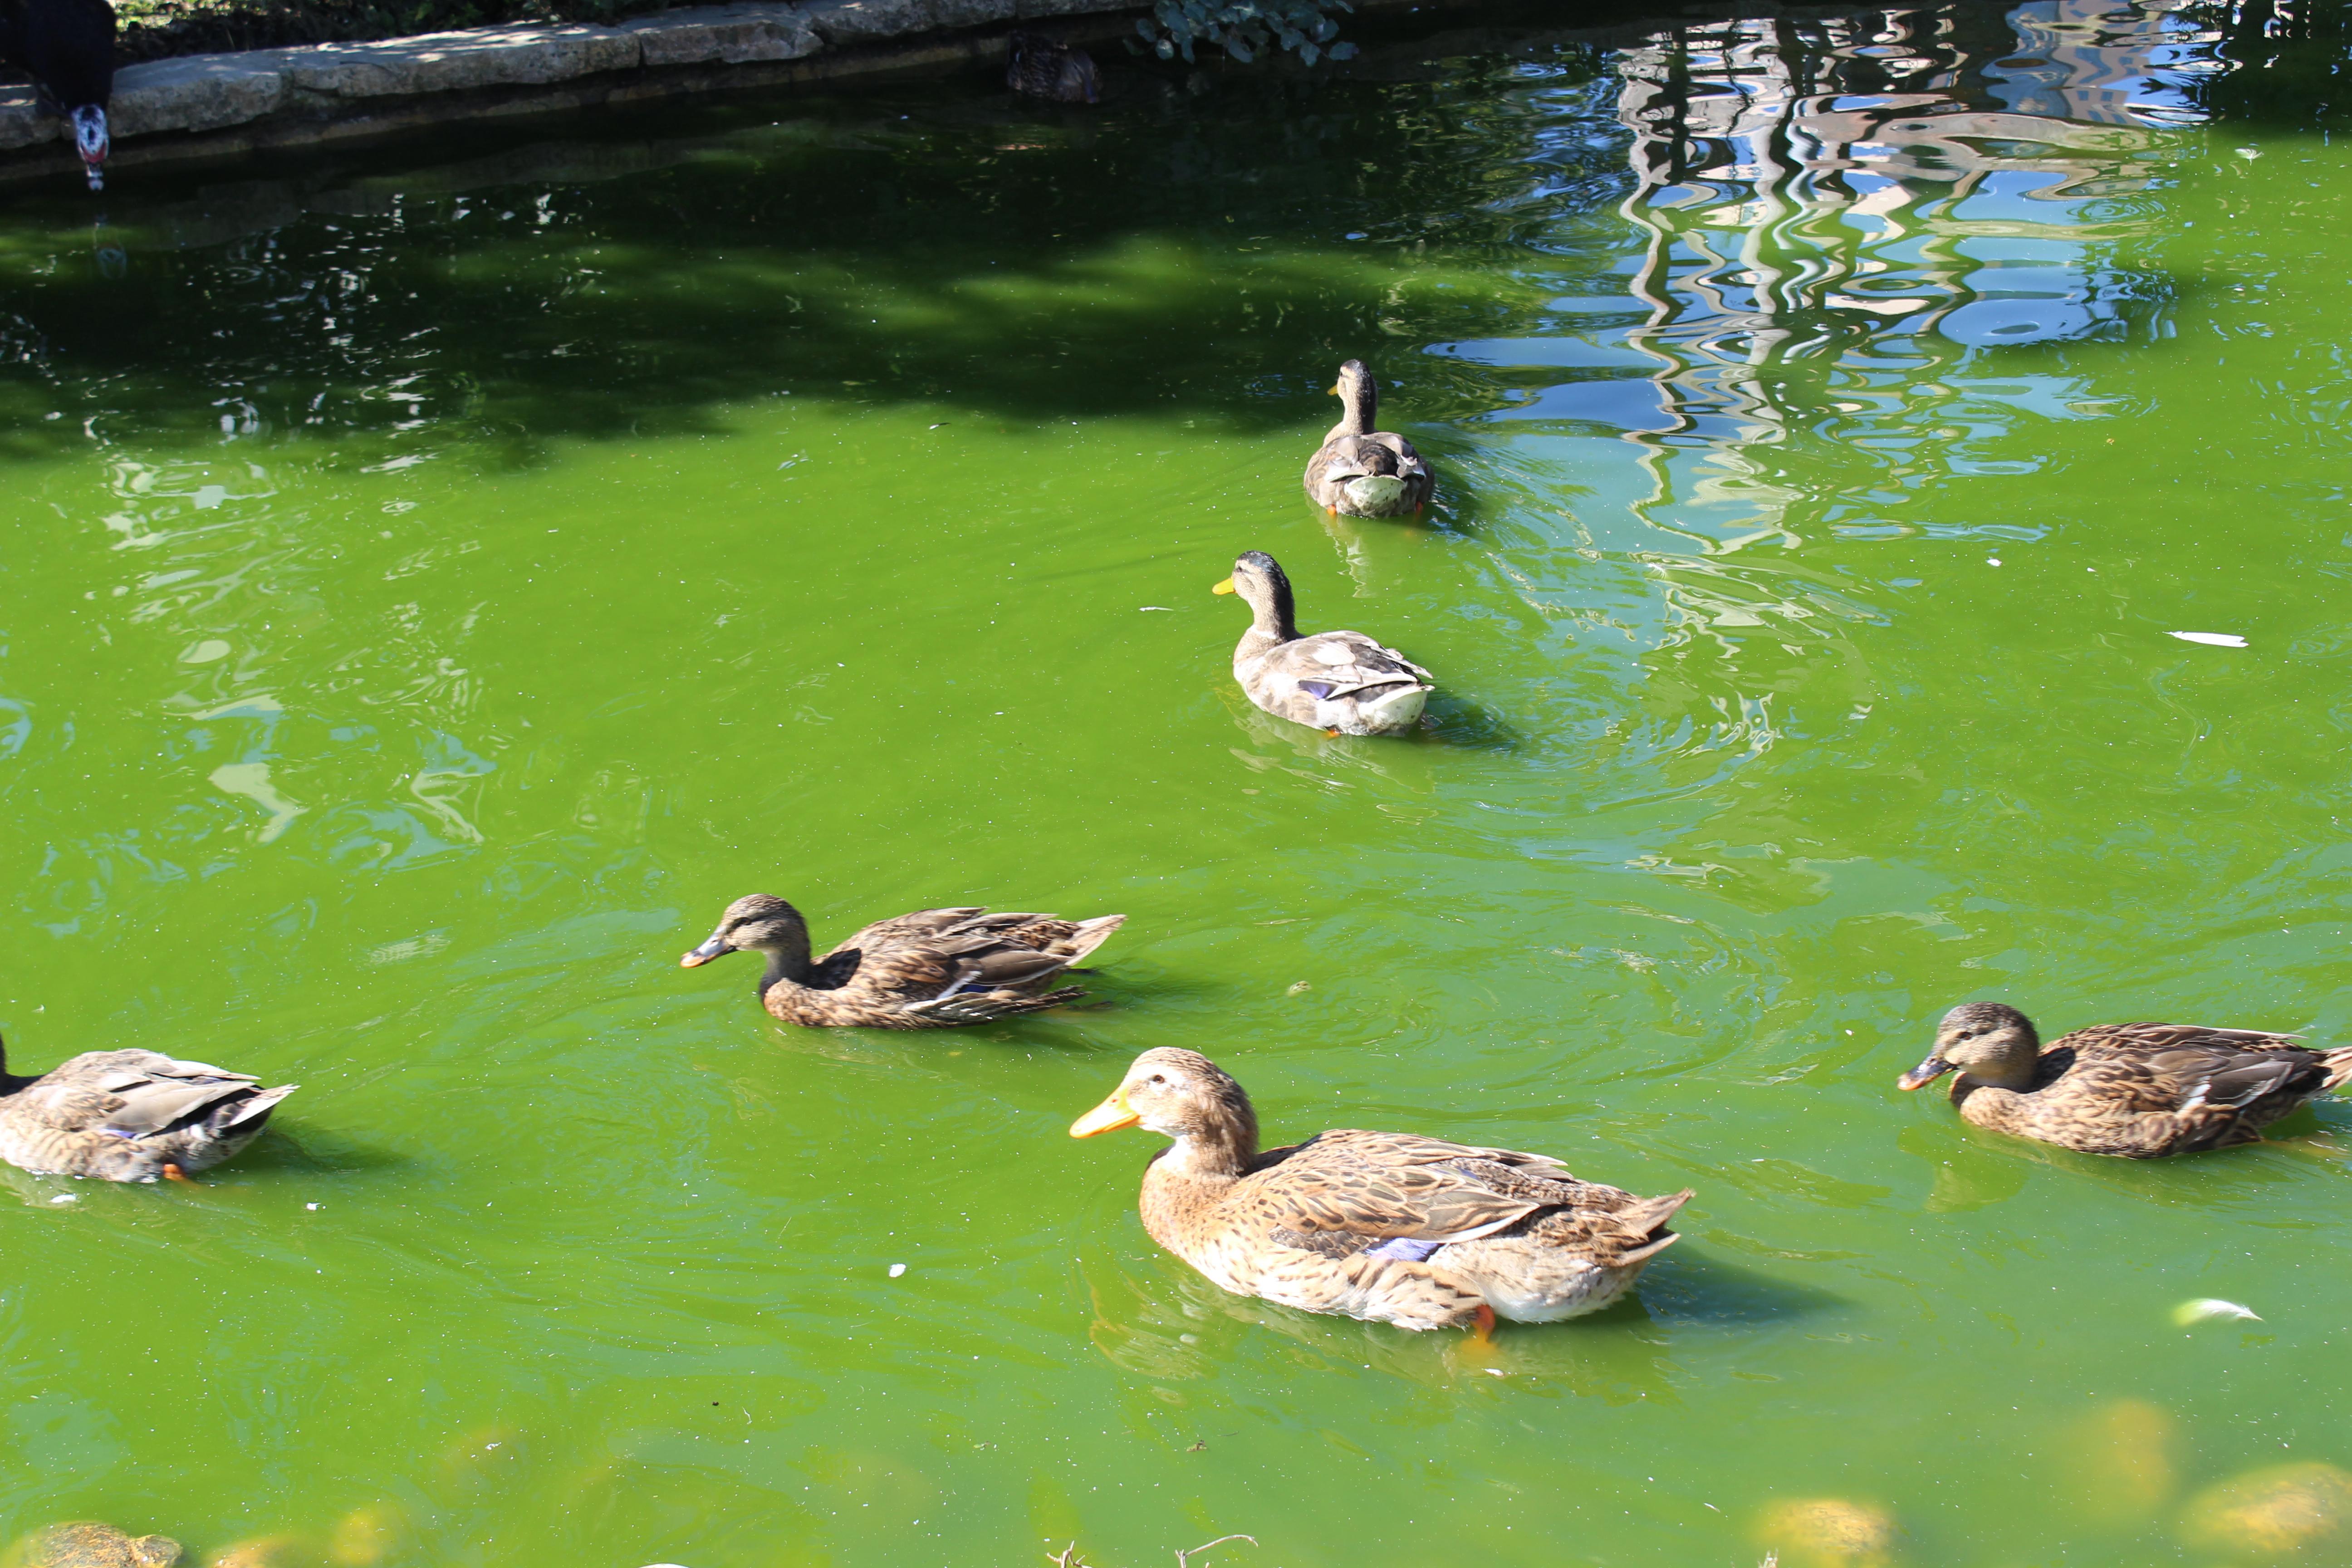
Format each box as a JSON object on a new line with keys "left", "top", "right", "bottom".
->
{"left": 0, "top": 0, "right": 1153, "bottom": 180}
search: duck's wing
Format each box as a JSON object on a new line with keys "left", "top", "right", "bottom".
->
{"left": 9, "top": 1050, "right": 274, "bottom": 1137}
{"left": 1259, "top": 631, "right": 1431, "bottom": 705}
{"left": 1242, "top": 1129, "right": 1616, "bottom": 1245}
{"left": 2057, "top": 1023, "right": 2331, "bottom": 1114}
{"left": 1309, "top": 432, "right": 1425, "bottom": 485}
{"left": 816, "top": 906, "right": 1122, "bottom": 1021}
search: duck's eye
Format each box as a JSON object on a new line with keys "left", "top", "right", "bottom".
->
{"left": 1149, "top": 1073, "right": 1166, "bottom": 1085}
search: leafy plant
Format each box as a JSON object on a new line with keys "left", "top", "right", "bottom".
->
{"left": 1134, "top": 0, "right": 1357, "bottom": 66}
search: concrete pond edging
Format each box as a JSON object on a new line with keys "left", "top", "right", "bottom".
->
{"left": 0, "top": 0, "right": 1160, "bottom": 182}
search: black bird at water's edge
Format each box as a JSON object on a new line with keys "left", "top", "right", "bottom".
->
{"left": 1005, "top": 29, "right": 1099, "bottom": 104}
{"left": 0, "top": 0, "right": 117, "bottom": 190}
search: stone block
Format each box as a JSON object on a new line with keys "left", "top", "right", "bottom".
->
{"left": 0, "top": 86, "right": 52, "bottom": 151}
{"left": 111, "top": 53, "right": 288, "bottom": 137}
{"left": 620, "top": 3, "right": 822, "bottom": 67}
{"left": 281, "top": 24, "right": 642, "bottom": 98}
{"left": 796, "top": 0, "right": 1020, "bottom": 46}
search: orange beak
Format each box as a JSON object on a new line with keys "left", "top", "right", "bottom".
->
{"left": 1070, "top": 1087, "right": 1140, "bottom": 1138}
{"left": 1211, "top": 577, "right": 1236, "bottom": 595}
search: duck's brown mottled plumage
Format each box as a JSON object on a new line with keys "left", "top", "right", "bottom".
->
{"left": 1303, "top": 360, "right": 1433, "bottom": 518}
{"left": 1900, "top": 1001, "right": 2352, "bottom": 1158}
{"left": 1215, "top": 551, "right": 1432, "bottom": 736}
{"left": 680, "top": 893, "right": 1125, "bottom": 1029}
{"left": 0, "top": 1035, "right": 297, "bottom": 1182}
{"left": 1072, "top": 1048, "right": 1690, "bottom": 1331}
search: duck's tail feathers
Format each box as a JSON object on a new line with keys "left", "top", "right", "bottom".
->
{"left": 1615, "top": 1188, "right": 1695, "bottom": 1238}
{"left": 2320, "top": 1047, "right": 2352, "bottom": 1092}
{"left": 215, "top": 1083, "right": 298, "bottom": 1135}
{"left": 1054, "top": 914, "right": 1127, "bottom": 964}
{"left": 902, "top": 985, "right": 1085, "bottom": 1025}
{"left": 1617, "top": 1230, "right": 1681, "bottom": 1267}
{"left": 1351, "top": 682, "right": 1429, "bottom": 733}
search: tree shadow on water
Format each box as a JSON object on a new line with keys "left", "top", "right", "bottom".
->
{"left": 0, "top": 29, "right": 1615, "bottom": 462}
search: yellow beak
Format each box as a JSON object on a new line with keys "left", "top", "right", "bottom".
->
{"left": 1329, "top": 383, "right": 1341, "bottom": 396}
{"left": 1070, "top": 1087, "right": 1140, "bottom": 1138}
{"left": 1211, "top": 577, "right": 1236, "bottom": 595}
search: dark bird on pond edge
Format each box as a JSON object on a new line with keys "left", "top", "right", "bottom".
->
{"left": 0, "top": 0, "right": 117, "bottom": 189}
{"left": 1006, "top": 29, "right": 1099, "bottom": 104}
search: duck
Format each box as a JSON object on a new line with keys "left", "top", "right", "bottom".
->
{"left": 1214, "top": 550, "right": 1431, "bottom": 736}
{"left": 1071, "top": 1048, "right": 1691, "bottom": 1335}
{"left": 1005, "top": 29, "right": 1099, "bottom": 103}
{"left": 1303, "top": 360, "right": 1434, "bottom": 518}
{"left": 0, "top": 0, "right": 116, "bottom": 191}
{"left": 1899, "top": 1001, "right": 2352, "bottom": 1157}
{"left": 680, "top": 893, "right": 1126, "bottom": 1028}
{"left": 0, "top": 1032, "right": 297, "bottom": 1182}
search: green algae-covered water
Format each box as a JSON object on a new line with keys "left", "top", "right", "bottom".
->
{"left": 5, "top": 3, "right": 2352, "bottom": 1563}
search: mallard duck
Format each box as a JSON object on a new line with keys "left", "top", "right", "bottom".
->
{"left": 0, "top": 1033, "right": 297, "bottom": 1182}
{"left": 680, "top": 894, "right": 1125, "bottom": 1028}
{"left": 1071, "top": 1048, "right": 1691, "bottom": 1334}
{"left": 1214, "top": 550, "right": 1431, "bottom": 736}
{"left": 1303, "top": 360, "right": 1433, "bottom": 518}
{"left": 0, "top": 0, "right": 115, "bottom": 190}
{"left": 1900, "top": 1001, "right": 2352, "bottom": 1157}
{"left": 1005, "top": 29, "right": 1099, "bottom": 103}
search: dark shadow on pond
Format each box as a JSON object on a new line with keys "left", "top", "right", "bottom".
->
{"left": 0, "top": 5, "right": 1638, "bottom": 463}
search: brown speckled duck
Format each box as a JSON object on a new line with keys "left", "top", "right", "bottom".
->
{"left": 1304, "top": 360, "right": 1433, "bottom": 518}
{"left": 1071, "top": 1048, "right": 1690, "bottom": 1335}
{"left": 1900, "top": 1001, "right": 2352, "bottom": 1157}
{"left": 1215, "top": 551, "right": 1432, "bottom": 736}
{"left": 0, "top": 1033, "right": 296, "bottom": 1182}
{"left": 680, "top": 894, "right": 1125, "bottom": 1028}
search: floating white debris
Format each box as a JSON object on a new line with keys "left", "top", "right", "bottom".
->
{"left": 888, "top": 1263, "right": 906, "bottom": 1279}
{"left": 49, "top": 1193, "right": 76, "bottom": 1205}
{"left": 1987, "top": 557, "right": 2002, "bottom": 566}
{"left": 1139, "top": 606, "right": 1176, "bottom": 612}
{"left": 2170, "top": 632, "right": 2248, "bottom": 648}
{"left": 306, "top": 1201, "right": 322, "bottom": 1211}
{"left": 2173, "top": 1297, "right": 2261, "bottom": 1327}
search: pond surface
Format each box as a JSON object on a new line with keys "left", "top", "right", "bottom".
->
{"left": 3, "top": 1, "right": 2351, "bottom": 1563}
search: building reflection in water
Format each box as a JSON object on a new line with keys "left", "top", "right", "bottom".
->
{"left": 1601, "top": 0, "right": 2228, "bottom": 547}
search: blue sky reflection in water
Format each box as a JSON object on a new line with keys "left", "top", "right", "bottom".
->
{"left": 1, "top": 0, "right": 2351, "bottom": 1564}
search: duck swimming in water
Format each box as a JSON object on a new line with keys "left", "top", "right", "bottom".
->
{"left": 0, "top": 1032, "right": 297, "bottom": 1181}
{"left": 680, "top": 894, "right": 1125, "bottom": 1028}
{"left": 1072, "top": 1048, "right": 1691, "bottom": 1335}
{"left": 1214, "top": 550, "right": 1432, "bottom": 736}
{"left": 1899, "top": 1001, "right": 2352, "bottom": 1157}
{"left": 1303, "top": 360, "right": 1433, "bottom": 518}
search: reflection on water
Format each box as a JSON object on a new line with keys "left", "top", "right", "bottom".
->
{"left": 1601, "top": 0, "right": 2224, "bottom": 550}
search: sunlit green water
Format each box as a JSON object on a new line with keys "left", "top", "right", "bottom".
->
{"left": 3, "top": 3, "right": 2352, "bottom": 1563}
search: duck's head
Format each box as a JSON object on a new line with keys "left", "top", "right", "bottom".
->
{"left": 1212, "top": 550, "right": 1297, "bottom": 635}
{"left": 70, "top": 105, "right": 108, "bottom": 191}
{"left": 680, "top": 893, "right": 807, "bottom": 967}
{"left": 1901, "top": 1001, "right": 2041, "bottom": 1091}
{"left": 1071, "top": 1047, "right": 1257, "bottom": 1147}
{"left": 1331, "top": 358, "right": 1373, "bottom": 399}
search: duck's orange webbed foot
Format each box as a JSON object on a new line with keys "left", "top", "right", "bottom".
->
{"left": 1326, "top": 505, "right": 1338, "bottom": 517}
{"left": 162, "top": 1163, "right": 196, "bottom": 1184}
{"left": 1471, "top": 1303, "right": 1496, "bottom": 1345}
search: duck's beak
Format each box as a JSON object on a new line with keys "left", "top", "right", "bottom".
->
{"left": 679, "top": 934, "right": 732, "bottom": 968}
{"left": 1070, "top": 1087, "right": 1140, "bottom": 1137}
{"left": 1899, "top": 1054, "right": 1955, "bottom": 1091}
{"left": 1211, "top": 577, "right": 1236, "bottom": 595}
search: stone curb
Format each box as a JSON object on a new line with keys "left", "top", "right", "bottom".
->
{"left": 0, "top": 0, "right": 1125, "bottom": 157}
